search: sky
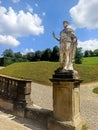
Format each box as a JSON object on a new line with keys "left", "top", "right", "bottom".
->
{"left": 0, "top": 0, "right": 98, "bottom": 56}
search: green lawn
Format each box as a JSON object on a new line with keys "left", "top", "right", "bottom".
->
{"left": 0, "top": 62, "right": 60, "bottom": 85}
{"left": 82, "top": 124, "right": 88, "bottom": 130}
{"left": 75, "top": 57, "right": 98, "bottom": 83}
{"left": 0, "top": 57, "right": 98, "bottom": 85}
{"left": 93, "top": 87, "right": 98, "bottom": 94}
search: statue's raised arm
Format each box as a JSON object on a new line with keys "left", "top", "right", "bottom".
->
{"left": 52, "top": 32, "right": 60, "bottom": 42}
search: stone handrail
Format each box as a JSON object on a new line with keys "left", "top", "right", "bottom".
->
{"left": 0, "top": 74, "right": 52, "bottom": 120}
{"left": 0, "top": 74, "right": 32, "bottom": 105}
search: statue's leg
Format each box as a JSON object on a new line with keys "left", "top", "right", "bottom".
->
{"left": 64, "top": 42, "right": 74, "bottom": 70}
{"left": 63, "top": 51, "right": 67, "bottom": 70}
{"left": 60, "top": 49, "right": 64, "bottom": 68}
{"left": 60, "top": 43, "right": 68, "bottom": 70}
{"left": 68, "top": 43, "right": 74, "bottom": 70}
{"left": 64, "top": 42, "right": 70, "bottom": 70}
{"left": 72, "top": 43, "right": 77, "bottom": 61}
{"left": 66, "top": 51, "right": 69, "bottom": 70}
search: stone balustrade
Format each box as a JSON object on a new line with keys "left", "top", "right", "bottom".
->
{"left": 0, "top": 74, "right": 32, "bottom": 117}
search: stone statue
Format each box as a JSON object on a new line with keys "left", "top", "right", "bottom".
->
{"left": 52, "top": 21, "right": 77, "bottom": 71}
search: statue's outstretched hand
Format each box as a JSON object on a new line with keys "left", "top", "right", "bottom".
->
{"left": 52, "top": 32, "right": 56, "bottom": 39}
{"left": 52, "top": 32, "right": 60, "bottom": 41}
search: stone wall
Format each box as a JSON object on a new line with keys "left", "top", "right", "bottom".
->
{"left": 26, "top": 106, "right": 52, "bottom": 128}
{"left": 0, "top": 74, "right": 32, "bottom": 117}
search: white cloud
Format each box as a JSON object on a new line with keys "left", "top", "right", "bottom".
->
{"left": 35, "top": 3, "right": 38, "bottom": 7}
{"left": 26, "top": 4, "right": 33, "bottom": 13}
{"left": 0, "top": 35, "right": 20, "bottom": 46}
{"left": 0, "top": 5, "right": 44, "bottom": 46}
{"left": 42, "top": 12, "right": 46, "bottom": 16}
{"left": 70, "top": 0, "right": 98, "bottom": 29}
{"left": 78, "top": 39, "right": 98, "bottom": 51}
{"left": 12, "top": 0, "right": 20, "bottom": 3}
{"left": 0, "top": 6, "right": 44, "bottom": 36}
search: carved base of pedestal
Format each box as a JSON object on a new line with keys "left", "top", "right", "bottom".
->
{"left": 53, "top": 68, "right": 80, "bottom": 80}
{"left": 48, "top": 117, "right": 83, "bottom": 130}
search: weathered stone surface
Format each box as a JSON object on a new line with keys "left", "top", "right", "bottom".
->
{"left": 0, "top": 75, "right": 32, "bottom": 117}
{"left": 52, "top": 81, "right": 81, "bottom": 122}
{"left": 26, "top": 106, "right": 52, "bottom": 127}
{"left": 0, "top": 98, "right": 13, "bottom": 111}
{"left": 53, "top": 81, "right": 73, "bottom": 121}
{"left": 49, "top": 71, "right": 83, "bottom": 130}
{"left": 48, "top": 118, "right": 83, "bottom": 130}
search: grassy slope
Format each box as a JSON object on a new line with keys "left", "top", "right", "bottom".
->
{"left": 93, "top": 87, "right": 98, "bottom": 94}
{"left": 0, "top": 62, "right": 60, "bottom": 85}
{"left": 0, "top": 57, "right": 98, "bottom": 85}
{"left": 75, "top": 57, "right": 98, "bottom": 83}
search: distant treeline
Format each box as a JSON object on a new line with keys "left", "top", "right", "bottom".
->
{"left": 84, "top": 49, "right": 98, "bottom": 57}
{"left": 0, "top": 46, "right": 98, "bottom": 66}
{"left": 0, "top": 46, "right": 59, "bottom": 66}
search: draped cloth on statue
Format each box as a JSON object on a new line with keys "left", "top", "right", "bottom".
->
{"left": 60, "top": 28, "right": 77, "bottom": 70}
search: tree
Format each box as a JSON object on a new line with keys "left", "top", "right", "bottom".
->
{"left": 51, "top": 46, "right": 59, "bottom": 61}
{"left": 22, "top": 55, "right": 28, "bottom": 62}
{"left": 89, "top": 50, "right": 94, "bottom": 57}
{"left": 41, "top": 48, "right": 52, "bottom": 61}
{"left": 84, "top": 50, "right": 90, "bottom": 57}
{"left": 14, "top": 52, "right": 23, "bottom": 62}
{"left": 84, "top": 50, "right": 94, "bottom": 57}
{"left": 75, "top": 48, "right": 83, "bottom": 64}
{"left": 3, "top": 57, "right": 14, "bottom": 66}
{"left": 27, "top": 52, "right": 35, "bottom": 61}
{"left": 0, "top": 57, "right": 4, "bottom": 66}
{"left": 3, "top": 49, "right": 14, "bottom": 57}
{"left": 94, "top": 49, "right": 98, "bottom": 56}
{"left": 2, "top": 49, "right": 14, "bottom": 66}
{"left": 14, "top": 52, "right": 22, "bottom": 59}
{"left": 34, "top": 50, "right": 42, "bottom": 61}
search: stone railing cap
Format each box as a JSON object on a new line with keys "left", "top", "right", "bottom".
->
{"left": 0, "top": 74, "right": 32, "bottom": 82}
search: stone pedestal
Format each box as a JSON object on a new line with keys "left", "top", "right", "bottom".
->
{"left": 48, "top": 70, "right": 83, "bottom": 130}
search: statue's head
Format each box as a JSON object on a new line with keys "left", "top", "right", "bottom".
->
{"left": 63, "top": 21, "right": 69, "bottom": 28}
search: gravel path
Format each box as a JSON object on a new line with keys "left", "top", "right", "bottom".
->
{"left": 80, "top": 82, "right": 98, "bottom": 130}
{"left": 31, "top": 83, "right": 53, "bottom": 110}
{"left": 0, "top": 67, "right": 5, "bottom": 69}
{"left": 31, "top": 82, "right": 98, "bottom": 130}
